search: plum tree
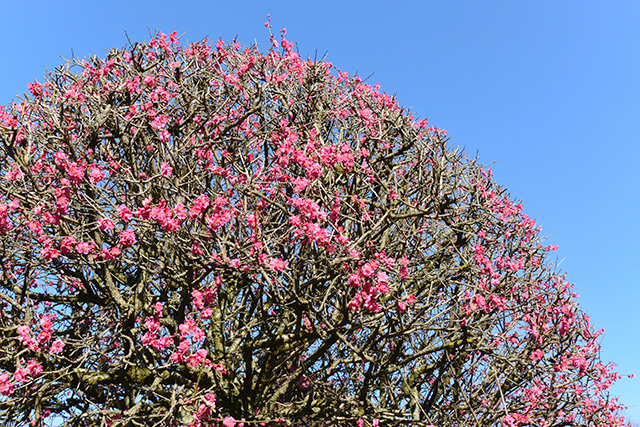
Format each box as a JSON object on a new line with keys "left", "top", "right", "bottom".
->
{"left": 0, "top": 29, "right": 629, "bottom": 426}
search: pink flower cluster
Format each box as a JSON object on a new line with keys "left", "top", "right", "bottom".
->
{"left": 16, "top": 315, "right": 65, "bottom": 356}
{"left": 348, "top": 253, "right": 399, "bottom": 313}
{"left": 0, "top": 28, "right": 628, "bottom": 427}
{"left": 119, "top": 229, "right": 136, "bottom": 247}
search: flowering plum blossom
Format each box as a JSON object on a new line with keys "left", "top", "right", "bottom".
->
{"left": 97, "top": 218, "right": 115, "bottom": 231}
{"left": 160, "top": 161, "right": 173, "bottom": 176}
{"left": 118, "top": 229, "right": 135, "bottom": 247}
{"left": 0, "top": 373, "right": 14, "bottom": 396}
{"left": 116, "top": 204, "right": 133, "bottom": 221}
{"left": 49, "top": 339, "right": 65, "bottom": 354}
{"left": 269, "top": 257, "right": 288, "bottom": 272}
{"left": 0, "top": 29, "right": 629, "bottom": 427}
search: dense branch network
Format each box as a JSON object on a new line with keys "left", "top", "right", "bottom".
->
{"left": 0, "top": 30, "right": 629, "bottom": 426}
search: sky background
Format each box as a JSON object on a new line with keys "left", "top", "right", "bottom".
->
{"left": 1, "top": 0, "right": 638, "bottom": 422}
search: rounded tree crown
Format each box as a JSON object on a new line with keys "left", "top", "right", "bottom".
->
{"left": 0, "top": 30, "right": 628, "bottom": 427}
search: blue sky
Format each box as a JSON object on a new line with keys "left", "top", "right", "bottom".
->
{"left": 1, "top": 0, "right": 638, "bottom": 422}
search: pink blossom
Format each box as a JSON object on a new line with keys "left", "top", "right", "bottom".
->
{"left": 41, "top": 243, "right": 61, "bottom": 260}
{"left": 75, "top": 241, "right": 95, "bottom": 254}
{"left": 292, "top": 177, "right": 310, "bottom": 193}
{"left": 37, "top": 315, "right": 54, "bottom": 344}
{"left": 42, "top": 212, "right": 61, "bottom": 225}
{"left": 179, "top": 318, "right": 197, "bottom": 339}
{"left": 98, "top": 218, "right": 115, "bottom": 231}
{"left": 193, "top": 327, "right": 205, "bottom": 342}
{"left": 376, "top": 271, "right": 388, "bottom": 283}
{"left": 305, "top": 162, "right": 322, "bottom": 180}
{"left": 188, "top": 349, "right": 209, "bottom": 368}
{"left": 101, "top": 246, "right": 121, "bottom": 260}
{"left": 5, "top": 163, "right": 23, "bottom": 181}
{"left": 18, "top": 325, "right": 39, "bottom": 351}
{"left": 303, "top": 222, "right": 331, "bottom": 246}
{"left": 49, "top": 339, "right": 65, "bottom": 354}
{"left": 17, "top": 325, "right": 31, "bottom": 340}
{"left": 169, "top": 31, "right": 179, "bottom": 45}
{"left": 377, "top": 283, "right": 390, "bottom": 295}
{"left": 0, "top": 373, "right": 14, "bottom": 396}
{"left": 170, "top": 350, "right": 186, "bottom": 364}
{"left": 292, "top": 197, "right": 326, "bottom": 221}
{"left": 348, "top": 299, "right": 361, "bottom": 312}
{"left": 26, "top": 360, "right": 43, "bottom": 377}
{"left": 66, "top": 162, "right": 85, "bottom": 184}
{"left": 143, "top": 75, "right": 156, "bottom": 88}
{"left": 60, "top": 236, "right": 77, "bottom": 253}
{"left": 258, "top": 253, "right": 268, "bottom": 266}
{"left": 89, "top": 167, "right": 105, "bottom": 184}
{"left": 503, "top": 414, "right": 516, "bottom": 427}
{"left": 117, "top": 204, "right": 133, "bottom": 221}
{"left": 153, "top": 302, "right": 164, "bottom": 317}
{"left": 152, "top": 336, "right": 173, "bottom": 351}
{"left": 360, "top": 261, "right": 378, "bottom": 279}
{"left": 223, "top": 416, "right": 236, "bottom": 427}
{"left": 141, "top": 330, "right": 156, "bottom": 347}
{"left": 174, "top": 202, "right": 187, "bottom": 219}
{"left": 205, "top": 210, "right": 231, "bottom": 231}
{"left": 191, "top": 241, "right": 204, "bottom": 255}
{"left": 160, "top": 161, "right": 173, "bottom": 176}
{"left": 56, "top": 196, "right": 69, "bottom": 215}
{"left": 473, "top": 294, "right": 488, "bottom": 312}
{"left": 530, "top": 349, "right": 544, "bottom": 362}
{"left": 41, "top": 315, "right": 53, "bottom": 329}
{"left": 18, "top": 325, "right": 36, "bottom": 348}
{"left": 289, "top": 215, "right": 302, "bottom": 227}
{"left": 192, "top": 289, "right": 204, "bottom": 310}
{"left": 189, "top": 194, "right": 210, "bottom": 219}
{"left": 13, "top": 368, "right": 28, "bottom": 383}
{"left": 119, "top": 229, "right": 136, "bottom": 247}
{"left": 269, "top": 258, "right": 288, "bottom": 272}
{"left": 28, "top": 80, "right": 44, "bottom": 97}
{"left": 224, "top": 73, "right": 241, "bottom": 88}
{"left": 348, "top": 274, "right": 361, "bottom": 288}
{"left": 28, "top": 222, "right": 44, "bottom": 239}
{"left": 398, "top": 301, "right": 407, "bottom": 313}
{"left": 150, "top": 114, "right": 169, "bottom": 130}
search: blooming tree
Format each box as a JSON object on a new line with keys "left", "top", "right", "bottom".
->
{"left": 0, "top": 28, "right": 629, "bottom": 427}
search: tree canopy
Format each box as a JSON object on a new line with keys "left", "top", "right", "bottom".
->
{"left": 0, "top": 30, "right": 629, "bottom": 426}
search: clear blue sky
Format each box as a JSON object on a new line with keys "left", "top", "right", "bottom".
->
{"left": 1, "top": 0, "right": 638, "bottom": 422}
